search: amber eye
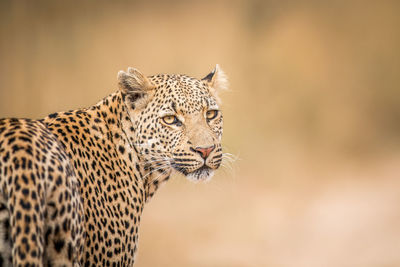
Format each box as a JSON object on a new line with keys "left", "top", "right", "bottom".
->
{"left": 162, "top": 115, "right": 179, "bottom": 125}
{"left": 206, "top": 110, "right": 218, "bottom": 120}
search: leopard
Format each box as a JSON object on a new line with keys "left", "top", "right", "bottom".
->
{"left": 0, "top": 65, "right": 227, "bottom": 266}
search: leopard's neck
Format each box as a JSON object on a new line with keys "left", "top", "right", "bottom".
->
{"left": 44, "top": 90, "right": 170, "bottom": 202}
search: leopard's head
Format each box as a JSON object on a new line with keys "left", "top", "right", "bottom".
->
{"left": 118, "top": 66, "right": 227, "bottom": 182}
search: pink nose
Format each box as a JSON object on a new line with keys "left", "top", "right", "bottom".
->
{"left": 194, "top": 145, "right": 215, "bottom": 159}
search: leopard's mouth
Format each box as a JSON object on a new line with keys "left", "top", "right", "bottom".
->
{"left": 172, "top": 163, "right": 214, "bottom": 182}
{"left": 187, "top": 165, "right": 214, "bottom": 182}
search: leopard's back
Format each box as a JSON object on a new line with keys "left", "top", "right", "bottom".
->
{"left": 0, "top": 118, "right": 84, "bottom": 266}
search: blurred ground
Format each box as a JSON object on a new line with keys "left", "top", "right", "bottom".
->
{"left": 1, "top": 0, "right": 400, "bottom": 266}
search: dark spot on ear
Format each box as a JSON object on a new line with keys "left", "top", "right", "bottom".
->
{"left": 122, "top": 80, "right": 133, "bottom": 91}
{"left": 202, "top": 70, "right": 215, "bottom": 82}
{"left": 131, "top": 93, "right": 144, "bottom": 102}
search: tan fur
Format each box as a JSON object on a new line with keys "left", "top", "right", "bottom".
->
{"left": 0, "top": 66, "right": 226, "bottom": 266}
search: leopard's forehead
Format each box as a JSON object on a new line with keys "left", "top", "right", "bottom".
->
{"left": 149, "top": 74, "right": 218, "bottom": 114}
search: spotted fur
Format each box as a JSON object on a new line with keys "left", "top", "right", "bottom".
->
{"left": 0, "top": 65, "right": 227, "bottom": 266}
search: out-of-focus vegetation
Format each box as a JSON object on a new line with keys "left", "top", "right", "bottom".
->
{"left": 1, "top": 1, "right": 399, "bottom": 266}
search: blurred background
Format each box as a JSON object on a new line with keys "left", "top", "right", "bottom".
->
{"left": 1, "top": 0, "right": 400, "bottom": 266}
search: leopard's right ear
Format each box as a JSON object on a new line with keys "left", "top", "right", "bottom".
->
{"left": 118, "top": 67, "right": 155, "bottom": 109}
{"left": 118, "top": 67, "right": 155, "bottom": 93}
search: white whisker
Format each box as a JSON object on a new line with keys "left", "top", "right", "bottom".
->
{"left": 141, "top": 164, "right": 171, "bottom": 181}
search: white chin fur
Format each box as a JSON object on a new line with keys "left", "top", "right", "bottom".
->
{"left": 186, "top": 169, "right": 214, "bottom": 183}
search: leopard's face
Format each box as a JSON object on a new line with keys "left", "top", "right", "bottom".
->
{"left": 119, "top": 66, "right": 227, "bottom": 182}
{"left": 137, "top": 75, "right": 223, "bottom": 181}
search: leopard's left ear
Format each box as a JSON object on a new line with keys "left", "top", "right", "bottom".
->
{"left": 118, "top": 67, "right": 155, "bottom": 109}
{"left": 202, "top": 64, "right": 229, "bottom": 97}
